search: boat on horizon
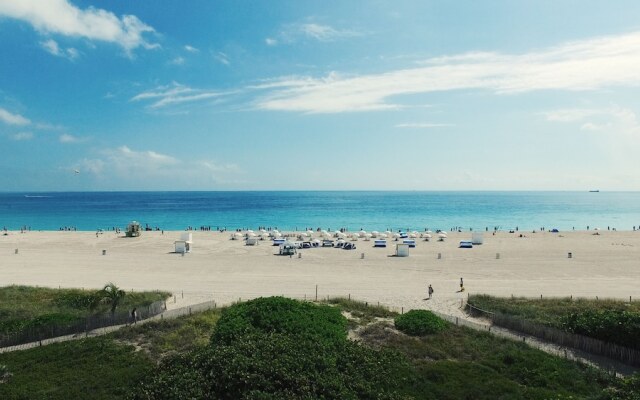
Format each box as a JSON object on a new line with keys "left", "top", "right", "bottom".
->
{"left": 589, "top": 190, "right": 600, "bottom": 193}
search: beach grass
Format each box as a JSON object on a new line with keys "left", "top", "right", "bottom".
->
{"left": 0, "top": 285, "right": 171, "bottom": 337}
{"left": 0, "top": 337, "right": 153, "bottom": 400}
{"left": 1, "top": 296, "right": 638, "bottom": 399}
{"left": 468, "top": 294, "right": 640, "bottom": 350}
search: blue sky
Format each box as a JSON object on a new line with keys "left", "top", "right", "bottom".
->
{"left": 1, "top": 0, "right": 640, "bottom": 191}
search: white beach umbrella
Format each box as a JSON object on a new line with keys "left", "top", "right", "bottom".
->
{"left": 371, "top": 230, "right": 379, "bottom": 238}
{"left": 260, "top": 233, "right": 270, "bottom": 240}
{"left": 426, "top": 230, "right": 433, "bottom": 234}
{"left": 379, "top": 233, "right": 388, "bottom": 239}
{"left": 259, "top": 229, "right": 266, "bottom": 233}
{"left": 437, "top": 233, "right": 447, "bottom": 240}
{"left": 385, "top": 230, "right": 393, "bottom": 236}
{"left": 306, "top": 230, "right": 314, "bottom": 237}
{"left": 424, "top": 234, "right": 432, "bottom": 240}
{"left": 364, "top": 233, "right": 373, "bottom": 241}
{"left": 337, "top": 232, "right": 347, "bottom": 238}
{"left": 359, "top": 230, "right": 367, "bottom": 237}
{"left": 409, "top": 233, "right": 417, "bottom": 238}
{"left": 231, "top": 232, "right": 243, "bottom": 240}
{"left": 273, "top": 232, "right": 282, "bottom": 238}
{"left": 350, "top": 234, "right": 359, "bottom": 241}
{"left": 247, "top": 232, "right": 257, "bottom": 237}
{"left": 393, "top": 233, "right": 401, "bottom": 238}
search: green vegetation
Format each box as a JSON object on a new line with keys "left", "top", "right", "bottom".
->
{"left": 0, "top": 338, "right": 153, "bottom": 400}
{"left": 0, "top": 285, "right": 170, "bottom": 339}
{"left": 137, "top": 297, "right": 410, "bottom": 399}
{"left": 1, "top": 295, "right": 639, "bottom": 399}
{"left": 394, "top": 309, "right": 448, "bottom": 336}
{"left": 469, "top": 295, "right": 640, "bottom": 350}
{"left": 328, "top": 297, "right": 397, "bottom": 325}
{"left": 112, "top": 309, "right": 221, "bottom": 361}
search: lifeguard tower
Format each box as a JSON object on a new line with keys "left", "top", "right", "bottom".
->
{"left": 126, "top": 221, "right": 141, "bottom": 237}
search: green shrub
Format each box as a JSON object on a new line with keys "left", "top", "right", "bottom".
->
{"left": 137, "top": 297, "right": 412, "bottom": 399}
{"left": 211, "top": 296, "right": 348, "bottom": 345}
{"left": 395, "top": 310, "right": 448, "bottom": 336}
{"left": 137, "top": 332, "right": 412, "bottom": 400}
{"left": 561, "top": 310, "right": 640, "bottom": 350}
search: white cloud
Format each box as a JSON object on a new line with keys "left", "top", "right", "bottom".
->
{"left": 265, "top": 37, "right": 277, "bottom": 46}
{"left": 59, "top": 133, "right": 82, "bottom": 143}
{"left": 131, "top": 82, "right": 229, "bottom": 109}
{"left": 184, "top": 45, "right": 199, "bottom": 53}
{"left": 73, "top": 146, "right": 243, "bottom": 187}
{"left": 298, "top": 23, "right": 359, "bottom": 41}
{"left": 545, "top": 106, "right": 640, "bottom": 137}
{"left": 254, "top": 31, "right": 640, "bottom": 113}
{"left": 0, "top": 0, "right": 158, "bottom": 54}
{"left": 214, "top": 52, "right": 230, "bottom": 65}
{"left": 396, "top": 123, "right": 454, "bottom": 128}
{"left": 10, "top": 132, "right": 33, "bottom": 141}
{"left": 40, "top": 38, "right": 79, "bottom": 60}
{"left": 0, "top": 107, "right": 31, "bottom": 125}
{"left": 169, "top": 56, "right": 185, "bottom": 65}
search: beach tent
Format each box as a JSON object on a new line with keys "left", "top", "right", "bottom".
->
{"left": 126, "top": 221, "right": 141, "bottom": 237}
{"left": 374, "top": 239, "right": 387, "bottom": 248}
{"left": 396, "top": 243, "right": 409, "bottom": 257}
{"left": 471, "top": 232, "right": 484, "bottom": 245}
{"left": 279, "top": 241, "right": 297, "bottom": 255}
{"left": 175, "top": 232, "right": 192, "bottom": 253}
{"left": 403, "top": 239, "right": 416, "bottom": 248}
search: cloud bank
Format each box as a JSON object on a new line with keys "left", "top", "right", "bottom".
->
{"left": 255, "top": 31, "right": 640, "bottom": 113}
{"left": 0, "top": 0, "right": 158, "bottom": 53}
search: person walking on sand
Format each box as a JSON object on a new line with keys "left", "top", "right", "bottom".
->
{"left": 460, "top": 277, "right": 464, "bottom": 292}
{"left": 428, "top": 284, "right": 434, "bottom": 299}
{"left": 131, "top": 308, "right": 138, "bottom": 325}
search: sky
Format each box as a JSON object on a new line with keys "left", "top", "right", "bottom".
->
{"left": 1, "top": 0, "right": 640, "bottom": 191}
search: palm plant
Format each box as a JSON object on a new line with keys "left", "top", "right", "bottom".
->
{"left": 93, "top": 283, "right": 126, "bottom": 316}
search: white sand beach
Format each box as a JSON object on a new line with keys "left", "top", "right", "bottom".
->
{"left": 1, "top": 230, "right": 639, "bottom": 317}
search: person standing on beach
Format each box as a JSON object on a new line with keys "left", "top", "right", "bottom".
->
{"left": 460, "top": 277, "right": 464, "bottom": 292}
{"left": 131, "top": 308, "right": 138, "bottom": 325}
{"left": 428, "top": 284, "right": 434, "bottom": 299}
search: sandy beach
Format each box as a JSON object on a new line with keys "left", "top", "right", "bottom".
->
{"left": 1, "top": 230, "right": 639, "bottom": 317}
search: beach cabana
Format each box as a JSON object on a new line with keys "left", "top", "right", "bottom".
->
{"left": 174, "top": 232, "right": 192, "bottom": 253}
{"left": 279, "top": 241, "right": 297, "bottom": 256}
{"left": 403, "top": 239, "right": 416, "bottom": 248}
{"left": 125, "top": 221, "right": 141, "bottom": 237}
{"left": 471, "top": 232, "right": 484, "bottom": 245}
{"left": 374, "top": 239, "right": 387, "bottom": 248}
{"left": 396, "top": 243, "right": 409, "bottom": 257}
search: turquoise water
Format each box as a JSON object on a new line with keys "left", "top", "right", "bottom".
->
{"left": 1, "top": 191, "right": 639, "bottom": 231}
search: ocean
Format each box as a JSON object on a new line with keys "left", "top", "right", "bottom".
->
{"left": 1, "top": 191, "right": 639, "bottom": 232}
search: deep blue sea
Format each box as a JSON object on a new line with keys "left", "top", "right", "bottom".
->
{"left": 1, "top": 191, "right": 639, "bottom": 232}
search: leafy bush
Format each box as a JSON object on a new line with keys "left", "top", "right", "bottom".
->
{"left": 137, "top": 297, "right": 412, "bottom": 399}
{"left": 395, "top": 310, "right": 448, "bottom": 336}
{"left": 211, "top": 296, "right": 347, "bottom": 345}
{"left": 561, "top": 310, "right": 640, "bottom": 350}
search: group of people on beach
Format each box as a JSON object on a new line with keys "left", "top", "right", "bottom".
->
{"left": 427, "top": 278, "right": 464, "bottom": 300}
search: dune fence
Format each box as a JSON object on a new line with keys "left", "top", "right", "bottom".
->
{"left": 466, "top": 303, "right": 640, "bottom": 367}
{"left": 0, "top": 300, "right": 166, "bottom": 348}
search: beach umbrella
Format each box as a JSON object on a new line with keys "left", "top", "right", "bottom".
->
{"left": 231, "top": 232, "right": 243, "bottom": 240}
{"left": 351, "top": 234, "right": 359, "bottom": 241}
{"left": 359, "top": 230, "right": 367, "bottom": 237}
{"left": 337, "top": 232, "right": 347, "bottom": 238}
{"left": 426, "top": 230, "right": 433, "bottom": 234}
{"left": 371, "top": 230, "right": 379, "bottom": 237}
{"left": 259, "top": 229, "right": 266, "bottom": 233}
{"left": 379, "top": 233, "right": 388, "bottom": 239}
{"left": 247, "top": 232, "right": 257, "bottom": 237}
{"left": 409, "top": 233, "right": 417, "bottom": 238}
{"left": 437, "top": 233, "right": 447, "bottom": 241}
{"left": 306, "top": 230, "right": 314, "bottom": 237}
{"left": 273, "top": 232, "right": 282, "bottom": 238}
{"left": 364, "top": 233, "right": 373, "bottom": 241}
{"left": 424, "top": 234, "right": 432, "bottom": 241}
{"left": 385, "top": 230, "right": 393, "bottom": 236}
{"left": 260, "top": 233, "right": 270, "bottom": 240}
